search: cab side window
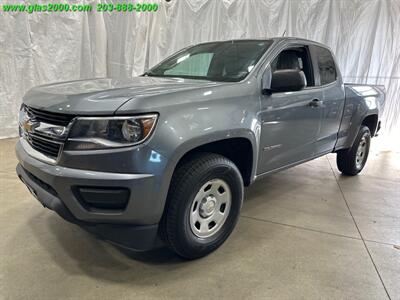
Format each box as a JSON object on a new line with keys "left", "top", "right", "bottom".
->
{"left": 271, "top": 47, "right": 315, "bottom": 87}
{"left": 314, "top": 46, "right": 337, "bottom": 85}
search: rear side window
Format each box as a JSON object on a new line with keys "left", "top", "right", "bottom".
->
{"left": 270, "top": 46, "right": 315, "bottom": 87}
{"left": 314, "top": 46, "right": 337, "bottom": 85}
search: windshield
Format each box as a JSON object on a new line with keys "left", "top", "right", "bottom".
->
{"left": 144, "top": 40, "right": 273, "bottom": 82}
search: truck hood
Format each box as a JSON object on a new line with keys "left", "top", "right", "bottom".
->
{"left": 23, "top": 77, "right": 222, "bottom": 115}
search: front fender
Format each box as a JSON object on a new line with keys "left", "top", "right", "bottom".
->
{"left": 144, "top": 98, "right": 260, "bottom": 222}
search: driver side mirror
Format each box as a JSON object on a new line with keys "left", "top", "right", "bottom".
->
{"left": 262, "top": 69, "right": 307, "bottom": 94}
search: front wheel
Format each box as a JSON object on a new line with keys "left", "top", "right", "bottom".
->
{"left": 161, "top": 153, "right": 243, "bottom": 259}
{"left": 336, "top": 125, "right": 371, "bottom": 175}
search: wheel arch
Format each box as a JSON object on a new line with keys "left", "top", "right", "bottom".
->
{"left": 361, "top": 114, "right": 379, "bottom": 136}
{"left": 174, "top": 137, "right": 255, "bottom": 186}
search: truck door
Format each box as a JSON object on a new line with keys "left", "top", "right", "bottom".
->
{"left": 310, "top": 45, "right": 345, "bottom": 154}
{"left": 258, "top": 45, "right": 322, "bottom": 174}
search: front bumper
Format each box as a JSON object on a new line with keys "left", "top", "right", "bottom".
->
{"left": 15, "top": 140, "right": 162, "bottom": 251}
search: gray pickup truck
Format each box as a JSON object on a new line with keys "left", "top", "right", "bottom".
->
{"left": 16, "top": 38, "right": 384, "bottom": 259}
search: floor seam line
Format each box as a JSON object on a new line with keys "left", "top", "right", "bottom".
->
{"left": 364, "top": 239, "right": 398, "bottom": 247}
{"left": 240, "top": 214, "right": 397, "bottom": 247}
{"left": 325, "top": 155, "right": 391, "bottom": 300}
{"left": 240, "top": 215, "right": 362, "bottom": 242}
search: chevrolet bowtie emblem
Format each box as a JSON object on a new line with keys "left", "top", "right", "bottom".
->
{"left": 23, "top": 119, "right": 39, "bottom": 133}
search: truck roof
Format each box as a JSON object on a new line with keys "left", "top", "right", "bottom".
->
{"left": 194, "top": 37, "right": 331, "bottom": 51}
{"left": 231, "top": 37, "right": 328, "bottom": 47}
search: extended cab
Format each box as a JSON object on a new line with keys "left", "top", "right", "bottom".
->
{"left": 16, "top": 38, "right": 384, "bottom": 259}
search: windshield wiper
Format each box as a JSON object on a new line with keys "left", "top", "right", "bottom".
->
{"left": 142, "top": 71, "right": 165, "bottom": 77}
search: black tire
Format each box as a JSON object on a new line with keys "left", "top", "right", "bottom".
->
{"left": 160, "top": 153, "right": 244, "bottom": 259}
{"left": 336, "top": 126, "right": 371, "bottom": 176}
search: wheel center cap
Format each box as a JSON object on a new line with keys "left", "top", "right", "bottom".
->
{"left": 199, "top": 196, "right": 216, "bottom": 218}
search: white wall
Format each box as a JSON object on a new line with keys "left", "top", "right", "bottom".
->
{"left": 1, "top": 0, "right": 399, "bottom": 142}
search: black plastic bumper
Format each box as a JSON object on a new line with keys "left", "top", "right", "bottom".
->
{"left": 16, "top": 164, "right": 161, "bottom": 251}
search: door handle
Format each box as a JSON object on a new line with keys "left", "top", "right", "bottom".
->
{"left": 308, "top": 99, "right": 321, "bottom": 108}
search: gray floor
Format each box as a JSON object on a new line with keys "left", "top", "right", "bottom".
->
{"left": 1, "top": 138, "right": 399, "bottom": 299}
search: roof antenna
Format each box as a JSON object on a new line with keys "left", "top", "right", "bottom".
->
{"left": 282, "top": 30, "right": 286, "bottom": 37}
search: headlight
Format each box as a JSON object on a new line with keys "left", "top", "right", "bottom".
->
{"left": 65, "top": 114, "right": 158, "bottom": 150}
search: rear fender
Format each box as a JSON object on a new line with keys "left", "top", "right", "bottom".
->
{"left": 335, "top": 85, "right": 382, "bottom": 150}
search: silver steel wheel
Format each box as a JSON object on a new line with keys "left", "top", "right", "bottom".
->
{"left": 356, "top": 134, "right": 367, "bottom": 169}
{"left": 189, "top": 179, "right": 232, "bottom": 238}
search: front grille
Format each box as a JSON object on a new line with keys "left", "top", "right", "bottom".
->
{"left": 28, "top": 135, "right": 62, "bottom": 158}
{"left": 22, "top": 105, "right": 75, "bottom": 160}
{"left": 25, "top": 106, "right": 75, "bottom": 127}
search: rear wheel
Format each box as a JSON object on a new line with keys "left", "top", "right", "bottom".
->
{"left": 336, "top": 126, "right": 371, "bottom": 175}
{"left": 161, "top": 153, "right": 243, "bottom": 259}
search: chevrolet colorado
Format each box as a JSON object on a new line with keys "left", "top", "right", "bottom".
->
{"left": 16, "top": 38, "right": 384, "bottom": 259}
